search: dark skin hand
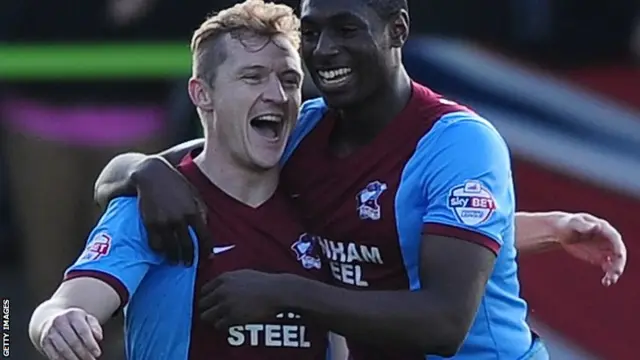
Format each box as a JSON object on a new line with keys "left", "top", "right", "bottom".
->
{"left": 94, "top": 139, "right": 206, "bottom": 266}
{"left": 199, "top": 236, "right": 496, "bottom": 356}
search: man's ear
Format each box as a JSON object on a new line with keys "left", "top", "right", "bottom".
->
{"left": 188, "top": 77, "right": 215, "bottom": 111}
{"left": 388, "top": 9, "right": 410, "bottom": 48}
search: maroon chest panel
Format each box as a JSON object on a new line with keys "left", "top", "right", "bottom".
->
{"left": 178, "top": 154, "right": 329, "bottom": 360}
{"left": 283, "top": 117, "right": 415, "bottom": 290}
{"left": 282, "top": 83, "right": 470, "bottom": 293}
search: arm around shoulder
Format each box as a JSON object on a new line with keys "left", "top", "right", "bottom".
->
{"left": 94, "top": 152, "right": 148, "bottom": 207}
{"left": 93, "top": 139, "right": 205, "bottom": 207}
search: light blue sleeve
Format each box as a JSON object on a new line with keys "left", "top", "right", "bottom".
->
{"left": 280, "top": 97, "right": 328, "bottom": 165}
{"left": 64, "top": 197, "right": 163, "bottom": 303}
{"left": 418, "top": 112, "right": 515, "bottom": 251}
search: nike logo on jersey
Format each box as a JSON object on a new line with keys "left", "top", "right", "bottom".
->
{"left": 211, "top": 245, "right": 236, "bottom": 255}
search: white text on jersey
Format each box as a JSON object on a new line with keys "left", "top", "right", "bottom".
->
{"left": 227, "top": 312, "right": 311, "bottom": 348}
{"left": 318, "top": 239, "right": 384, "bottom": 287}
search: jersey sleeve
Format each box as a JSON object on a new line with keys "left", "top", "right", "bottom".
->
{"left": 418, "top": 113, "right": 515, "bottom": 254}
{"left": 281, "top": 97, "right": 327, "bottom": 165}
{"left": 64, "top": 197, "right": 163, "bottom": 308}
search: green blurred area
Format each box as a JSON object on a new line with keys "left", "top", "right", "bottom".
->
{"left": 0, "top": 42, "right": 204, "bottom": 136}
{"left": 0, "top": 43, "right": 191, "bottom": 79}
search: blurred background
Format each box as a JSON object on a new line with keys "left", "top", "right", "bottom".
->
{"left": 0, "top": 0, "right": 638, "bottom": 359}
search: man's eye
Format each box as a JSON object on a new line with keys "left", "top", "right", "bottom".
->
{"left": 243, "top": 74, "right": 262, "bottom": 83}
{"left": 340, "top": 26, "right": 358, "bottom": 36}
{"left": 301, "top": 29, "right": 319, "bottom": 38}
{"left": 282, "top": 77, "right": 300, "bottom": 88}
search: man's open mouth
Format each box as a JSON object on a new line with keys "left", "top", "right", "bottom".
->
{"left": 250, "top": 114, "right": 284, "bottom": 140}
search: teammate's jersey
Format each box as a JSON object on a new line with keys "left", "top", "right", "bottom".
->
{"left": 64, "top": 152, "right": 329, "bottom": 360}
{"left": 279, "top": 82, "right": 543, "bottom": 360}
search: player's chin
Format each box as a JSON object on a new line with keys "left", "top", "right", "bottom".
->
{"left": 250, "top": 155, "right": 282, "bottom": 170}
{"left": 245, "top": 124, "right": 289, "bottom": 169}
{"left": 318, "top": 84, "right": 367, "bottom": 109}
{"left": 247, "top": 147, "right": 285, "bottom": 170}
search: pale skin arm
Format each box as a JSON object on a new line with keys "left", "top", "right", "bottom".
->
{"left": 515, "top": 211, "right": 626, "bottom": 286}
{"left": 514, "top": 212, "right": 562, "bottom": 253}
{"left": 29, "top": 277, "right": 121, "bottom": 359}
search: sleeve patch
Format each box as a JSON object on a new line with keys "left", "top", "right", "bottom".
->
{"left": 77, "top": 232, "right": 112, "bottom": 264}
{"left": 447, "top": 180, "right": 497, "bottom": 226}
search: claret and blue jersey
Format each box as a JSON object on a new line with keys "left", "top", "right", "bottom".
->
{"left": 66, "top": 81, "right": 544, "bottom": 360}
{"left": 64, "top": 152, "right": 329, "bottom": 360}
{"left": 280, "top": 82, "right": 546, "bottom": 360}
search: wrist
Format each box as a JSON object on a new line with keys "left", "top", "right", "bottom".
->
{"left": 544, "top": 211, "right": 568, "bottom": 243}
{"left": 272, "top": 273, "right": 335, "bottom": 316}
{"left": 271, "top": 273, "right": 300, "bottom": 310}
{"left": 534, "top": 212, "right": 566, "bottom": 248}
{"left": 29, "top": 303, "right": 61, "bottom": 347}
{"left": 515, "top": 211, "right": 565, "bottom": 253}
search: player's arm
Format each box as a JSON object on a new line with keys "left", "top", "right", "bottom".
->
{"left": 514, "top": 211, "right": 626, "bottom": 285}
{"left": 29, "top": 278, "right": 114, "bottom": 360}
{"left": 29, "top": 277, "right": 119, "bottom": 359}
{"left": 277, "top": 117, "right": 506, "bottom": 356}
{"left": 29, "top": 197, "right": 161, "bottom": 359}
{"left": 513, "top": 212, "right": 563, "bottom": 252}
{"left": 94, "top": 138, "right": 204, "bottom": 207}
{"left": 93, "top": 139, "right": 209, "bottom": 266}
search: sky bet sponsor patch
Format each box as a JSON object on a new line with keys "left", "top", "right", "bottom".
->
{"left": 447, "top": 180, "right": 497, "bottom": 226}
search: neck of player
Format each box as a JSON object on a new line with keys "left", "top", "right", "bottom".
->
{"left": 194, "top": 143, "right": 278, "bottom": 208}
{"left": 334, "top": 64, "right": 412, "bottom": 148}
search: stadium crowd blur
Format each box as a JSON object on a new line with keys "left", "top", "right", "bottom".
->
{"left": 0, "top": 0, "right": 638, "bottom": 359}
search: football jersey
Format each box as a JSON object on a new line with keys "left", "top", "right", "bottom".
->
{"left": 279, "top": 82, "right": 545, "bottom": 360}
{"left": 64, "top": 152, "right": 329, "bottom": 360}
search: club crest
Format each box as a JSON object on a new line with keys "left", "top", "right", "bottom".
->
{"left": 356, "top": 181, "right": 388, "bottom": 220}
{"left": 291, "top": 233, "right": 322, "bottom": 269}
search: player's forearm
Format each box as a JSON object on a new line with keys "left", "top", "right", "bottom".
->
{"left": 93, "top": 139, "right": 205, "bottom": 207}
{"left": 94, "top": 153, "right": 147, "bottom": 207}
{"left": 29, "top": 297, "right": 112, "bottom": 352}
{"left": 514, "top": 211, "right": 563, "bottom": 253}
{"left": 32, "top": 278, "right": 120, "bottom": 329}
{"left": 282, "top": 276, "right": 466, "bottom": 356}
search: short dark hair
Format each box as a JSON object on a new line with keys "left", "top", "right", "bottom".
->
{"left": 364, "top": 0, "right": 408, "bottom": 19}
